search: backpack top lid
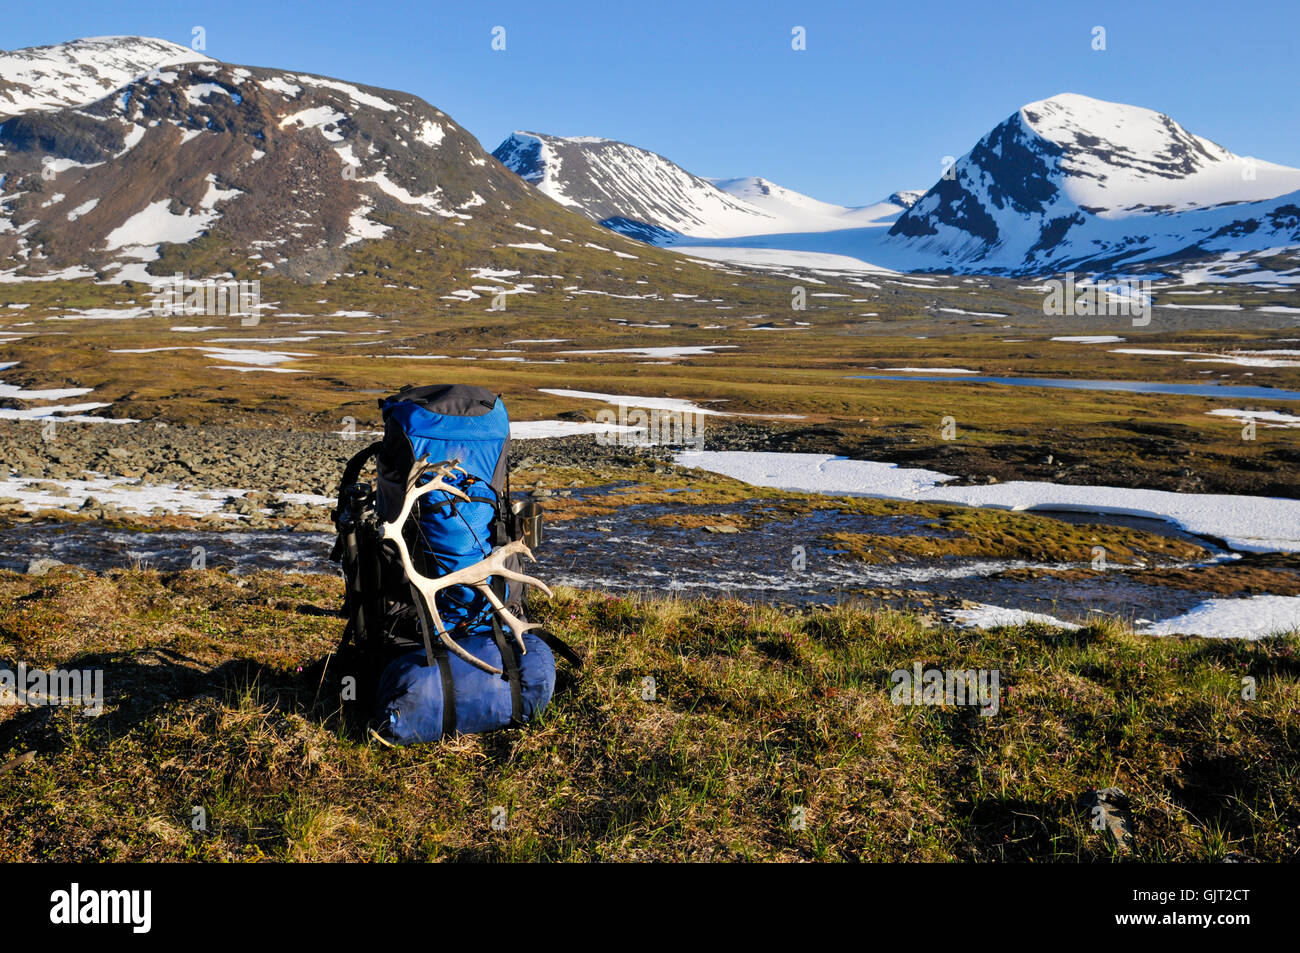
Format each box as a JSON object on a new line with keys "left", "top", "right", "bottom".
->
{"left": 380, "top": 383, "right": 499, "bottom": 419}
{"left": 380, "top": 383, "right": 508, "bottom": 453}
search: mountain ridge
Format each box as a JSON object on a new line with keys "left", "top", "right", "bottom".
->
{"left": 887, "top": 93, "right": 1300, "bottom": 276}
{"left": 496, "top": 94, "right": 1300, "bottom": 281}
{"left": 492, "top": 130, "right": 917, "bottom": 243}
{"left": 0, "top": 36, "right": 212, "bottom": 116}
{"left": 0, "top": 37, "right": 664, "bottom": 289}
{"left": 4, "top": 39, "right": 1298, "bottom": 284}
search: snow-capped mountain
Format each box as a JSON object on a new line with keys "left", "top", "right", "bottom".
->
{"left": 497, "top": 95, "right": 1300, "bottom": 280}
{"left": 7, "top": 40, "right": 1295, "bottom": 285}
{"left": 492, "top": 131, "right": 783, "bottom": 239}
{"left": 0, "top": 36, "right": 211, "bottom": 115}
{"left": 0, "top": 37, "right": 631, "bottom": 283}
{"left": 887, "top": 93, "right": 1300, "bottom": 275}
{"left": 708, "top": 176, "right": 915, "bottom": 230}
{"left": 492, "top": 131, "right": 914, "bottom": 241}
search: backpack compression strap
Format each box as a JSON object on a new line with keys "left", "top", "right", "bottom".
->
{"left": 487, "top": 574, "right": 525, "bottom": 726}
{"left": 411, "top": 581, "right": 457, "bottom": 739}
{"left": 532, "top": 628, "right": 585, "bottom": 669}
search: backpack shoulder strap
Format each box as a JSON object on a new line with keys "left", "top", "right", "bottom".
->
{"left": 335, "top": 441, "right": 383, "bottom": 513}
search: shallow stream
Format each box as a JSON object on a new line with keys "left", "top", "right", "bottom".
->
{"left": 0, "top": 492, "right": 1242, "bottom": 627}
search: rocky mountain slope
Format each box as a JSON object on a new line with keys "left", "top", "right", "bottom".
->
{"left": 0, "top": 37, "right": 658, "bottom": 286}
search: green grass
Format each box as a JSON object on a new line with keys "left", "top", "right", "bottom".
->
{"left": 1, "top": 567, "right": 1296, "bottom": 861}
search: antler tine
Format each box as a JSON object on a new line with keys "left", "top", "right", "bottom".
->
{"left": 422, "top": 601, "right": 504, "bottom": 675}
{"left": 377, "top": 458, "right": 501, "bottom": 674}
{"left": 411, "top": 475, "right": 471, "bottom": 508}
{"left": 475, "top": 580, "right": 543, "bottom": 653}
{"left": 416, "top": 540, "right": 545, "bottom": 593}
{"left": 491, "top": 569, "right": 553, "bottom": 598}
{"left": 405, "top": 456, "right": 465, "bottom": 494}
{"left": 404, "top": 454, "right": 432, "bottom": 494}
{"left": 399, "top": 540, "right": 504, "bottom": 675}
{"left": 456, "top": 539, "right": 554, "bottom": 597}
{"left": 486, "top": 543, "right": 551, "bottom": 590}
{"left": 384, "top": 460, "right": 471, "bottom": 537}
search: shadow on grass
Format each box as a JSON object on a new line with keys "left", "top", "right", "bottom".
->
{"left": 0, "top": 641, "right": 586, "bottom": 761}
{"left": 0, "top": 647, "right": 354, "bottom": 757}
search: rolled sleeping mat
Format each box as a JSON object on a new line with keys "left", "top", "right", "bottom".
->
{"left": 375, "top": 633, "right": 556, "bottom": 744}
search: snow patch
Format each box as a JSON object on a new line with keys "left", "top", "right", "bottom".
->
{"left": 674, "top": 450, "right": 1300, "bottom": 554}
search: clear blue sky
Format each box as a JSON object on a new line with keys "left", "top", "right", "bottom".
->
{"left": 6, "top": 0, "right": 1298, "bottom": 206}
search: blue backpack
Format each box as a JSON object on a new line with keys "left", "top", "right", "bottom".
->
{"left": 331, "top": 384, "right": 582, "bottom": 744}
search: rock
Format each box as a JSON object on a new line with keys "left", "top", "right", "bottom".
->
{"left": 25, "top": 557, "right": 65, "bottom": 575}
{"left": 1081, "top": 787, "right": 1135, "bottom": 854}
{"left": 227, "top": 497, "right": 261, "bottom": 516}
{"left": 702, "top": 524, "right": 741, "bottom": 534}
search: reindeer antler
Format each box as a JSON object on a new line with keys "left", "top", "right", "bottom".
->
{"left": 380, "top": 457, "right": 552, "bottom": 675}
